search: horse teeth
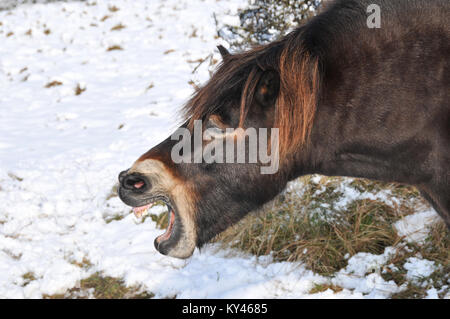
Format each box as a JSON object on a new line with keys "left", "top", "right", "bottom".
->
{"left": 134, "top": 208, "right": 147, "bottom": 218}
{"left": 133, "top": 203, "right": 154, "bottom": 218}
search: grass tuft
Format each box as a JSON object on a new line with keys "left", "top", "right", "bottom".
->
{"left": 212, "top": 175, "right": 450, "bottom": 285}
{"left": 145, "top": 83, "right": 154, "bottom": 92}
{"left": 106, "top": 45, "right": 123, "bottom": 51}
{"left": 108, "top": 5, "right": 120, "bottom": 13}
{"left": 44, "top": 80, "right": 63, "bottom": 88}
{"left": 385, "top": 222, "right": 450, "bottom": 298}
{"left": 45, "top": 272, "right": 154, "bottom": 299}
{"left": 8, "top": 172, "right": 23, "bottom": 182}
{"left": 111, "top": 23, "right": 126, "bottom": 31}
{"left": 21, "top": 272, "right": 36, "bottom": 287}
{"left": 309, "top": 283, "right": 344, "bottom": 294}
{"left": 214, "top": 177, "right": 411, "bottom": 276}
{"left": 212, "top": 176, "right": 450, "bottom": 297}
{"left": 70, "top": 258, "right": 93, "bottom": 269}
{"left": 74, "top": 83, "right": 86, "bottom": 95}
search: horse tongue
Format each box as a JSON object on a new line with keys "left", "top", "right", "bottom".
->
{"left": 133, "top": 203, "right": 153, "bottom": 218}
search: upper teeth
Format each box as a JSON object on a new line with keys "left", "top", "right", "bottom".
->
{"left": 133, "top": 203, "right": 154, "bottom": 218}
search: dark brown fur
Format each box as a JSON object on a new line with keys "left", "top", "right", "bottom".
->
{"left": 119, "top": 0, "right": 450, "bottom": 258}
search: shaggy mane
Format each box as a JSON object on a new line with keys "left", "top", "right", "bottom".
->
{"left": 182, "top": 28, "right": 320, "bottom": 160}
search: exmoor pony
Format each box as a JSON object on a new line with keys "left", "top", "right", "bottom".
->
{"left": 118, "top": 0, "right": 449, "bottom": 258}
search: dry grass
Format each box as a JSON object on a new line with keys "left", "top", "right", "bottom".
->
{"left": 106, "top": 45, "right": 123, "bottom": 51}
{"left": 8, "top": 172, "right": 23, "bottom": 182}
{"left": 44, "top": 80, "right": 63, "bottom": 88}
{"left": 111, "top": 23, "right": 126, "bottom": 31}
{"left": 309, "top": 283, "right": 343, "bottom": 294}
{"left": 163, "top": 49, "right": 175, "bottom": 55}
{"left": 145, "top": 82, "right": 154, "bottom": 92}
{"left": 209, "top": 175, "right": 449, "bottom": 297}
{"left": 44, "top": 272, "right": 154, "bottom": 299}
{"left": 70, "top": 257, "right": 93, "bottom": 269}
{"left": 108, "top": 5, "right": 120, "bottom": 13}
{"left": 74, "top": 83, "right": 86, "bottom": 95}
{"left": 213, "top": 177, "right": 407, "bottom": 274}
{"left": 387, "top": 222, "right": 450, "bottom": 298}
{"left": 21, "top": 272, "right": 36, "bottom": 287}
{"left": 43, "top": 255, "right": 153, "bottom": 299}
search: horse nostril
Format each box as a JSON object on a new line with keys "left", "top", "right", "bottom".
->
{"left": 121, "top": 174, "right": 150, "bottom": 191}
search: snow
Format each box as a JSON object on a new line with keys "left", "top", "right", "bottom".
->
{"left": 0, "top": 0, "right": 445, "bottom": 299}
{"left": 404, "top": 257, "right": 438, "bottom": 283}
{"left": 332, "top": 247, "right": 403, "bottom": 298}
{"left": 394, "top": 209, "right": 441, "bottom": 243}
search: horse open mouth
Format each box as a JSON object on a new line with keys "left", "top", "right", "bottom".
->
{"left": 132, "top": 198, "right": 178, "bottom": 250}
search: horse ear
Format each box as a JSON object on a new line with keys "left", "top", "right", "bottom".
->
{"left": 217, "top": 45, "right": 230, "bottom": 60}
{"left": 255, "top": 70, "right": 280, "bottom": 108}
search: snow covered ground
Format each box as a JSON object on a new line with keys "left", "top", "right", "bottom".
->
{"left": 0, "top": 0, "right": 445, "bottom": 299}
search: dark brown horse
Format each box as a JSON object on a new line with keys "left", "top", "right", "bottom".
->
{"left": 118, "top": 0, "right": 449, "bottom": 258}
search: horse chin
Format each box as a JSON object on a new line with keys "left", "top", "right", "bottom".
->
{"left": 154, "top": 227, "right": 196, "bottom": 259}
